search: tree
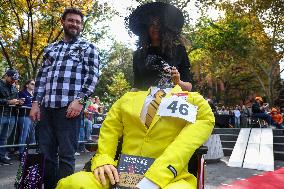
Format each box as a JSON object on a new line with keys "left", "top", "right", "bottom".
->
{"left": 186, "top": 16, "right": 257, "bottom": 104}
{"left": 220, "top": 1, "right": 283, "bottom": 106}
{"left": 107, "top": 42, "right": 134, "bottom": 85}
{"left": 197, "top": 0, "right": 284, "bottom": 105}
{"left": 185, "top": 0, "right": 284, "bottom": 106}
{"left": 0, "top": 55, "right": 8, "bottom": 76}
{"left": 107, "top": 72, "right": 131, "bottom": 101}
{"left": 95, "top": 42, "right": 133, "bottom": 102}
{"left": 0, "top": 0, "right": 113, "bottom": 81}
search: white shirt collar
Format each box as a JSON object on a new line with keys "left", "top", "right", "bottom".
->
{"left": 149, "top": 86, "right": 172, "bottom": 96}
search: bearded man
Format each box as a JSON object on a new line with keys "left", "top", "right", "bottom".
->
{"left": 30, "top": 8, "right": 99, "bottom": 189}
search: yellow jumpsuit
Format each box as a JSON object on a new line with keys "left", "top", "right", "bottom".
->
{"left": 56, "top": 86, "right": 215, "bottom": 189}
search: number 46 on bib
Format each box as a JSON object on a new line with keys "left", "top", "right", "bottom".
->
{"left": 157, "top": 96, "right": 198, "bottom": 123}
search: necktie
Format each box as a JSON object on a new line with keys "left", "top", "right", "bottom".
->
{"left": 145, "top": 90, "right": 166, "bottom": 128}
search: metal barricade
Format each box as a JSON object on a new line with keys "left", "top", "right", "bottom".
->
{"left": 0, "top": 105, "right": 35, "bottom": 149}
{"left": 0, "top": 104, "right": 106, "bottom": 153}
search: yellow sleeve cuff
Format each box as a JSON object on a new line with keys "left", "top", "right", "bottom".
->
{"left": 90, "top": 154, "right": 117, "bottom": 172}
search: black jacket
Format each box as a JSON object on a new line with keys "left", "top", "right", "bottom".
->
{"left": 252, "top": 101, "right": 264, "bottom": 113}
{"left": 0, "top": 80, "right": 18, "bottom": 115}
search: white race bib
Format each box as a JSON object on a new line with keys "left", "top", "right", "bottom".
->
{"left": 157, "top": 96, "right": 198, "bottom": 123}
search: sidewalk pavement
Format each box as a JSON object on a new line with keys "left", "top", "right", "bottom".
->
{"left": 205, "top": 157, "right": 284, "bottom": 189}
{"left": 0, "top": 152, "right": 93, "bottom": 189}
{"left": 0, "top": 154, "right": 283, "bottom": 189}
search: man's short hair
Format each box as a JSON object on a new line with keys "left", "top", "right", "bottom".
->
{"left": 61, "top": 8, "right": 84, "bottom": 21}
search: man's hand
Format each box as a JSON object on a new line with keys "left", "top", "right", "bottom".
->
{"left": 30, "top": 102, "right": 40, "bottom": 121}
{"left": 66, "top": 99, "right": 83, "bottom": 118}
{"left": 93, "top": 164, "right": 119, "bottom": 186}
{"left": 8, "top": 99, "right": 20, "bottom": 105}
{"left": 171, "top": 67, "right": 181, "bottom": 85}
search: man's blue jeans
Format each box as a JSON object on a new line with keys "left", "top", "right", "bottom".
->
{"left": 38, "top": 107, "right": 81, "bottom": 189}
{"left": 235, "top": 117, "right": 240, "bottom": 128}
{"left": 18, "top": 116, "right": 35, "bottom": 154}
{"left": 0, "top": 116, "right": 16, "bottom": 158}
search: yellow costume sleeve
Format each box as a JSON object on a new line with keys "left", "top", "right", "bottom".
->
{"left": 90, "top": 95, "right": 126, "bottom": 171}
{"left": 144, "top": 92, "right": 215, "bottom": 188}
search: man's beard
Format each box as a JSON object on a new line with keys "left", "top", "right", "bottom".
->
{"left": 6, "top": 79, "right": 15, "bottom": 86}
{"left": 63, "top": 26, "right": 81, "bottom": 39}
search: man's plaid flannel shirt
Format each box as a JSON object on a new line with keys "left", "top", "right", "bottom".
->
{"left": 33, "top": 37, "right": 99, "bottom": 108}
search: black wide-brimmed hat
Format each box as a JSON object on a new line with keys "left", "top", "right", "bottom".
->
{"left": 126, "top": 2, "right": 184, "bottom": 36}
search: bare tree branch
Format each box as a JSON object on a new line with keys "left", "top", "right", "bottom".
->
{"left": 28, "top": 0, "right": 34, "bottom": 71}
{"left": 9, "top": 0, "right": 25, "bottom": 41}
{"left": 0, "top": 40, "right": 12, "bottom": 68}
{"left": 180, "top": 0, "right": 191, "bottom": 10}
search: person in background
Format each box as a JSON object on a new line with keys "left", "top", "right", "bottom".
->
{"left": 234, "top": 105, "right": 241, "bottom": 128}
{"left": 127, "top": 2, "right": 192, "bottom": 92}
{"left": 241, "top": 105, "right": 250, "bottom": 128}
{"left": 18, "top": 79, "right": 35, "bottom": 159}
{"left": 0, "top": 69, "right": 22, "bottom": 165}
{"left": 84, "top": 97, "right": 97, "bottom": 141}
{"left": 96, "top": 106, "right": 105, "bottom": 124}
{"left": 219, "top": 106, "right": 229, "bottom": 115}
{"left": 252, "top": 96, "right": 275, "bottom": 126}
{"left": 29, "top": 8, "right": 99, "bottom": 189}
{"left": 271, "top": 108, "right": 284, "bottom": 129}
{"left": 92, "top": 96, "right": 101, "bottom": 110}
{"left": 92, "top": 96, "right": 104, "bottom": 124}
{"left": 76, "top": 97, "right": 96, "bottom": 155}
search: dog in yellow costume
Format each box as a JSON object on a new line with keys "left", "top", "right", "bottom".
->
{"left": 56, "top": 85, "right": 215, "bottom": 189}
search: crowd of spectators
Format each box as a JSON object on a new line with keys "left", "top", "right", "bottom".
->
{"left": 209, "top": 97, "right": 283, "bottom": 129}
{"left": 76, "top": 96, "right": 105, "bottom": 155}
{"left": 0, "top": 69, "right": 35, "bottom": 165}
{"left": 214, "top": 105, "right": 249, "bottom": 127}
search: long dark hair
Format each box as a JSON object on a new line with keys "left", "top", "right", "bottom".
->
{"left": 137, "top": 16, "right": 182, "bottom": 58}
{"left": 21, "top": 79, "right": 34, "bottom": 91}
